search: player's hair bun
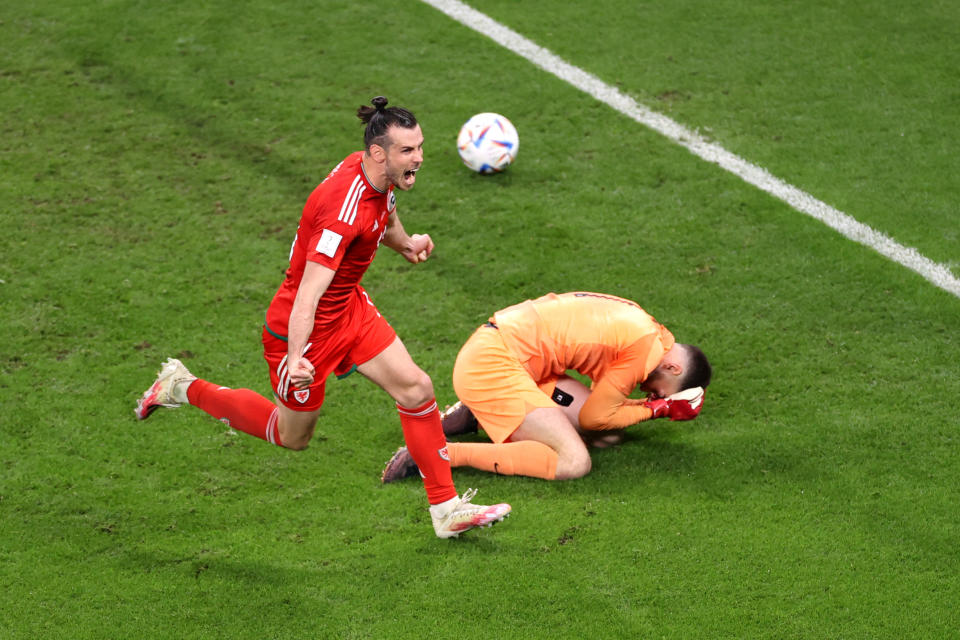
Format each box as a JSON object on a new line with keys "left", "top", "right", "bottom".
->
{"left": 356, "top": 96, "right": 417, "bottom": 148}
{"left": 357, "top": 97, "right": 389, "bottom": 125}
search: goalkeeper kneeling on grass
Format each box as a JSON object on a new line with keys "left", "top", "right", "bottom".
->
{"left": 382, "top": 292, "right": 711, "bottom": 483}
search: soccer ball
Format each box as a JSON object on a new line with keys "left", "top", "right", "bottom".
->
{"left": 456, "top": 112, "right": 519, "bottom": 174}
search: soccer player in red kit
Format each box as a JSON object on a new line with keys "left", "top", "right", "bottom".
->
{"left": 135, "top": 96, "right": 510, "bottom": 538}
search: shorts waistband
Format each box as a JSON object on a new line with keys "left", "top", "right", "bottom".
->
{"left": 263, "top": 322, "right": 288, "bottom": 342}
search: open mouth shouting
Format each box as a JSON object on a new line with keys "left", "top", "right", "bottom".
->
{"left": 398, "top": 166, "right": 419, "bottom": 189}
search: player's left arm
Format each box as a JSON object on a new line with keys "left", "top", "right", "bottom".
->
{"left": 380, "top": 211, "right": 433, "bottom": 264}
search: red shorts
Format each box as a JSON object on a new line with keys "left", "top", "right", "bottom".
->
{"left": 262, "top": 290, "right": 397, "bottom": 411}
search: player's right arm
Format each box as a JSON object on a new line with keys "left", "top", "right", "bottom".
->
{"left": 380, "top": 210, "right": 434, "bottom": 264}
{"left": 578, "top": 378, "right": 654, "bottom": 430}
{"left": 287, "top": 261, "right": 336, "bottom": 389}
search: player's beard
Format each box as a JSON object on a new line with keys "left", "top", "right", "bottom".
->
{"left": 639, "top": 370, "right": 666, "bottom": 397}
{"left": 386, "top": 161, "right": 419, "bottom": 191}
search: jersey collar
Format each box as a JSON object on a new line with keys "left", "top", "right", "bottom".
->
{"left": 359, "top": 154, "right": 387, "bottom": 194}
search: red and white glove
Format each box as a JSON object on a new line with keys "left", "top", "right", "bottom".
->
{"left": 643, "top": 386, "right": 705, "bottom": 421}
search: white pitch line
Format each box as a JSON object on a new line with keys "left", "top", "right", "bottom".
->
{"left": 421, "top": 0, "right": 960, "bottom": 299}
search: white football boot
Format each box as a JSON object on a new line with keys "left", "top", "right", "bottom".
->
{"left": 134, "top": 358, "right": 196, "bottom": 420}
{"left": 430, "top": 488, "right": 511, "bottom": 539}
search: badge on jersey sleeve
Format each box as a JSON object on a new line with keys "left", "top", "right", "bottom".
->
{"left": 316, "top": 229, "right": 343, "bottom": 258}
{"left": 387, "top": 189, "right": 396, "bottom": 213}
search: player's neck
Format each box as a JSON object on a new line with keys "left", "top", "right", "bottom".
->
{"left": 360, "top": 153, "right": 388, "bottom": 192}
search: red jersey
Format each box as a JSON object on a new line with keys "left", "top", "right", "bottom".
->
{"left": 265, "top": 151, "right": 395, "bottom": 337}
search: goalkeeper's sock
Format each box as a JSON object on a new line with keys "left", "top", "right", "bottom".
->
{"left": 447, "top": 441, "right": 558, "bottom": 480}
{"left": 397, "top": 398, "right": 459, "bottom": 505}
{"left": 186, "top": 379, "right": 283, "bottom": 447}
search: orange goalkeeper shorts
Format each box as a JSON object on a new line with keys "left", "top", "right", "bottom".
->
{"left": 452, "top": 325, "right": 557, "bottom": 444}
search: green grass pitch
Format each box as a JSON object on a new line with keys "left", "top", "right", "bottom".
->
{"left": 2, "top": 0, "right": 958, "bottom": 637}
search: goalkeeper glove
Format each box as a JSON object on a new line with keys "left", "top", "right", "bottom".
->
{"left": 642, "top": 386, "right": 705, "bottom": 421}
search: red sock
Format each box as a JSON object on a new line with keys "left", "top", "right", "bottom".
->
{"left": 186, "top": 379, "right": 283, "bottom": 447}
{"left": 397, "top": 398, "right": 458, "bottom": 504}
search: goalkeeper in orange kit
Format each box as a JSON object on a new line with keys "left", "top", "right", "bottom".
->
{"left": 381, "top": 292, "right": 711, "bottom": 482}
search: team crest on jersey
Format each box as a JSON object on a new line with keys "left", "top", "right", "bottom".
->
{"left": 293, "top": 389, "right": 311, "bottom": 404}
{"left": 438, "top": 445, "right": 450, "bottom": 461}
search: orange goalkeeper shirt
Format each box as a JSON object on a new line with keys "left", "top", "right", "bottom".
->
{"left": 492, "top": 292, "right": 675, "bottom": 430}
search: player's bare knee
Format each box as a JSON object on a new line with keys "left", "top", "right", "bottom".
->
{"left": 276, "top": 412, "right": 316, "bottom": 451}
{"left": 397, "top": 370, "right": 435, "bottom": 408}
{"left": 556, "top": 451, "right": 592, "bottom": 480}
{"left": 570, "top": 453, "right": 593, "bottom": 479}
{"left": 282, "top": 436, "right": 311, "bottom": 451}
{"left": 277, "top": 427, "right": 311, "bottom": 450}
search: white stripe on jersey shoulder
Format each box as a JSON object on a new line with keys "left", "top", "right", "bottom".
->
{"left": 346, "top": 182, "right": 364, "bottom": 225}
{"left": 338, "top": 175, "right": 364, "bottom": 224}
